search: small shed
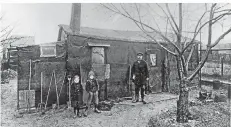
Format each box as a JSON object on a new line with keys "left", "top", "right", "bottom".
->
{"left": 16, "top": 25, "right": 199, "bottom": 109}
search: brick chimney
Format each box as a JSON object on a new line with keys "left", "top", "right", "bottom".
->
{"left": 70, "top": 3, "right": 81, "bottom": 34}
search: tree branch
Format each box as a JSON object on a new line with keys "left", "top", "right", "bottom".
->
{"left": 101, "top": 3, "right": 180, "bottom": 55}
{"left": 178, "top": 3, "right": 183, "bottom": 48}
{"left": 156, "top": 4, "right": 179, "bottom": 37}
{"left": 182, "top": 7, "right": 230, "bottom": 54}
{"left": 210, "top": 26, "right": 231, "bottom": 47}
{"left": 214, "top": 9, "right": 231, "bottom": 13}
{"left": 181, "top": 11, "right": 207, "bottom": 54}
{"left": 188, "top": 26, "right": 231, "bottom": 81}
{"left": 166, "top": 4, "right": 179, "bottom": 32}
{"left": 207, "top": 4, "right": 216, "bottom": 47}
{"left": 185, "top": 44, "right": 195, "bottom": 72}
{"left": 154, "top": 4, "right": 181, "bottom": 54}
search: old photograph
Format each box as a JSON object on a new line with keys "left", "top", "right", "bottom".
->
{"left": 1, "top": 2, "right": 231, "bottom": 127}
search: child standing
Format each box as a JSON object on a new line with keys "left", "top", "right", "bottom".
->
{"left": 71, "top": 75, "right": 84, "bottom": 117}
{"left": 85, "top": 70, "right": 101, "bottom": 116}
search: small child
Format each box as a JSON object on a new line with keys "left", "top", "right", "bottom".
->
{"left": 71, "top": 75, "right": 84, "bottom": 117}
{"left": 85, "top": 70, "right": 101, "bottom": 116}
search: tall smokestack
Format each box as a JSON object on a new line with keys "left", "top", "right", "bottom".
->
{"left": 70, "top": 3, "right": 81, "bottom": 34}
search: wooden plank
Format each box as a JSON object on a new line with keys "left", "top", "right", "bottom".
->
{"left": 105, "top": 64, "right": 110, "bottom": 79}
{"left": 201, "top": 78, "right": 231, "bottom": 85}
{"left": 19, "top": 90, "right": 35, "bottom": 109}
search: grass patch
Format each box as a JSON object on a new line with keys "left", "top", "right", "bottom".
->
{"left": 147, "top": 87, "right": 230, "bottom": 127}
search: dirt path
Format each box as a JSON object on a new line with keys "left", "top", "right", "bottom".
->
{"left": 1, "top": 79, "right": 178, "bottom": 127}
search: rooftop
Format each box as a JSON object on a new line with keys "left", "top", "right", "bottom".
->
{"left": 59, "top": 24, "right": 197, "bottom": 43}
{"left": 7, "top": 36, "right": 35, "bottom": 47}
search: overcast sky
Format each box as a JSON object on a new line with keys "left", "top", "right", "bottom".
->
{"left": 1, "top": 3, "right": 231, "bottom": 44}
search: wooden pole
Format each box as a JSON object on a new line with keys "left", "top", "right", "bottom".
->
{"left": 67, "top": 74, "right": 71, "bottom": 109}
{"left": 80, "top": 62, "right": 82, "bottom": 84}
{"left": 54, "top": 71, "right": 59, "bottom": 109}
{"left": 17, "top": 48, "right": 19, "bottom": 110}
{"left": 69, "top": 81, "right": 71, "bottom": 105}
{"left": 28, "top": 59, "right": 32, "bottom": 112}
{"left": 221, "top": 56, "right": 224, "bottom": 76}
{"left": 67, "top": 77, "right": 71, "bottom": 109}
{"left": 58, "top": 72, "right": 66, "bottom": 98}
{"left": 128, "top": 64, "right": 131, "bottom": 94}
{"left": 38, "top": 71, "right": 45, "bottom": 113}
{"left": 45, "top": 72, "right": 54, "bottom": 109}
{"left": 41, "top": 72, "right": 43, "bottom": 104}
{"left": 199, "top": 21, "right": 202, "bottom": 88}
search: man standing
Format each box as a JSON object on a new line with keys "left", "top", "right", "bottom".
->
{"left": 131, "top": 52, "right": 149, "bottom": 104}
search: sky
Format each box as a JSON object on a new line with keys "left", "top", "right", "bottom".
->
{"left": 1, "top": 3, "right": 231, "bottom": 45}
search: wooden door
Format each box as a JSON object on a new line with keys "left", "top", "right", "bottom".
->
{"left": 146, "top": 49, "right": 162, "bottom": 93}
{"left": 91, "top": 47, "right": 107, "bottom": 101}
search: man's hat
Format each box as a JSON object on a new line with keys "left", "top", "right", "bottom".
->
{"left": 137, "top": 52, "right": 143, "bottom": 56}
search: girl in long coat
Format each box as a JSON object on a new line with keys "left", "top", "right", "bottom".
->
{"left": 71, "top": 75, "right": 84, "bottom": 117}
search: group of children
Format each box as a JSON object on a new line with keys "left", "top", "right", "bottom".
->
{"left": 71, "top": 70, "right": 101, "bottom": 118}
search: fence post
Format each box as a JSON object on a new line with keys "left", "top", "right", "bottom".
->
{"left": 28, "top": 59, "right": 32, "bottom": 112}
{"left": 221, "top": 56, "right": 224, "bottom": 76}
{"left": 228, "top": 84, "right": 230, "bottom": 99}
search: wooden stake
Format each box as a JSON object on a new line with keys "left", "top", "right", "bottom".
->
{"left": 28, "top": 59, "right": 32, "bottom": 112}
{"left": 69, "top": 79, "right": 71, "bottom": 109}
{"left": 41, "top": 72, "right": 43, "bottom": 104}
{"left": 17, "top": 49, "right": 19, "bottom": 110}
{"left": 45, "top": 72, "right": 54, "bottom": 109}
{"left": 58, "top": 72, "right": 66, "bottom": 98}
{"left": 80, "top": 62, "right": 82, "bottom": 84}
{"left": 128, "top": 64, "right": 131, "bottom": 94}
{"left": 67, "top": 75, "right": 71, "bottom": 109}
{"left": 54, "top": 71, "right": 59, "bottom": 109}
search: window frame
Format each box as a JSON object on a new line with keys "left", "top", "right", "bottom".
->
{"left": 40, "top": 45, "right": 56, "bottom": 57}
{"left": 149, "top": 53, "right": 157, "bottom": 67}
{"left": 91, "top": 47, "right": 105, "bottom": 64}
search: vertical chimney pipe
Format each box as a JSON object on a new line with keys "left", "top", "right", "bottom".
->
{"left": 70, "top": 3, "right": 81, "bottom": 34}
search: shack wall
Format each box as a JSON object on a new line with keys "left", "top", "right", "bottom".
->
{"left": 68, "top": 35, "right": 165, "bottom": 99}
{"left": 17, "top": 41, "right": 67, "bottom": 108}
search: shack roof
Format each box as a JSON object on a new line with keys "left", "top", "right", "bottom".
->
{"left": 3, "top": 36, "right": 35, "bottom": 48}
{"left": 58, "top": 24, "right": 200, "bottom": 44}
{"left": 39, "top": 41, "right": 65, "bottom": 46}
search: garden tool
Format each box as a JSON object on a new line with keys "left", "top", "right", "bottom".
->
{"left": 45, "top": 72, "right": 54, "bottom": 109}
{"left": 38, "top": 72, "right": 45, "bottom": 114}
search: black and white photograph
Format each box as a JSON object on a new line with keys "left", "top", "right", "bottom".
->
{"left": 0, "top": 1, "right": 231, "bottom": 127}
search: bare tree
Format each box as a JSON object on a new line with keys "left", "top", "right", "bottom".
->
{"left": 101, "top": 3, "right": 231, "bottom": 123}
{"left": 0, "top": 16, "right": 24, "bottom": 54}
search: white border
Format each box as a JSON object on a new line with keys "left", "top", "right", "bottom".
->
{"left": 0, "top": 0, "right": 230, "bottom": 3}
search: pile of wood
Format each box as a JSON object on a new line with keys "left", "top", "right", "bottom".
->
{"left": 98, "top": 101, "right": 114, "bottom": 111}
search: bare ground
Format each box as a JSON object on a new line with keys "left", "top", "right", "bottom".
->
{"left": 1, "top": 79, "right": 178, "bottom": 127}
{"left": 147, "top": 84, "right": 231, "bottom": 127}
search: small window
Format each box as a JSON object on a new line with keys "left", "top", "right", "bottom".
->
{"left": 92, "top": 47, "right": 105, "bottom": 64}
{"left": 150, "top": 54, "right": 157, "bottom": 66}
{"left": 40, "top": 46, "right": 56, "bottom": 57}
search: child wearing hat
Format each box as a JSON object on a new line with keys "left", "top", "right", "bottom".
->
{"left": 85, "top": 70, "right": 101, "bottom": 115}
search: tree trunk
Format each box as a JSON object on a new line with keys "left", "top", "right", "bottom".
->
{"left": 176, "top": 79, "right": 189, "bottom": 123}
